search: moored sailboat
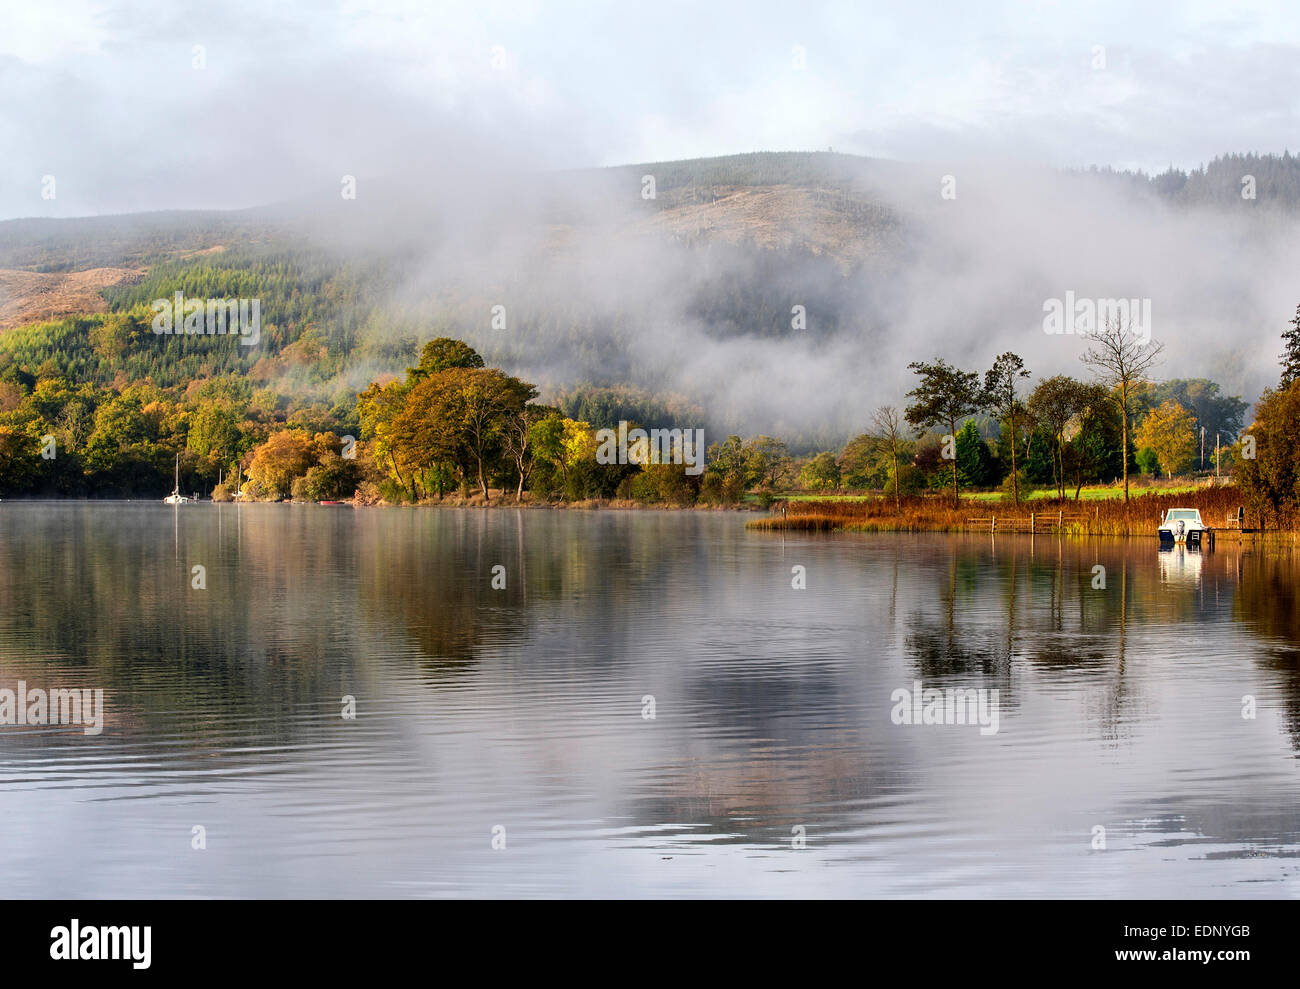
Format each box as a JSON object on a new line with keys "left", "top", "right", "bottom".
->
{"left": 163, "top": 453, "right": 190, "bottom": 504}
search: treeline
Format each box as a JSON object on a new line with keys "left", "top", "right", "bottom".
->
{"left": 226, "top": 325, "right": 1263, "bottom": 512}
{"left": 0, "top": 323, "right": 1258, "bottom": 507}
{"left": 616, "top": 150, "right": 1300, "bottom": 210}
{"left": 1234, "top": 305, "right": 1300, "bottom": 527}
{"left": 793, "top": 310, "right": 1300, "bottom": 531}
{"left": 0, "top": 330, "right": 358, "bottom": 497}
{"left": 0, "top": 211, "right": 262, "bottom": 271}
{"left": 796, "top": 321, "right": 1252, "bottom": 507}
{"left": 350, "top": 338, "right": 790, "bottom": 507}
{"left": 1088, "top": 152, "right": 1300, "bottom": 208}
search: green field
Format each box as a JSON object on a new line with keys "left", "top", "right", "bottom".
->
{"left": 964, "top": 484, "right": 1203, "bottom": 502}
{"left": 766, "top": 483, "right": 1206, "bottom": 505}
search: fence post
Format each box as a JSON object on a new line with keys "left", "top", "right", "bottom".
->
{"left": 1030, "top": 512, "right": 1035, "bottom": 533}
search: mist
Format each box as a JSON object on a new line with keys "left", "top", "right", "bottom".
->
{"left": 278, "top": 151, "right": 1296, "bottom": 445}
{"left": 5, "top": 0, "right": 1300, "bottom": 444}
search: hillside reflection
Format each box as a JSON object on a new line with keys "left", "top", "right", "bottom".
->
{"left": 2, "top": 507, "right": 1300, "bottom": 894}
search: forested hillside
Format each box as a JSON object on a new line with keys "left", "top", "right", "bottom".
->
{"left": 0, "top": 149, "right": 1295, "bottom": 498}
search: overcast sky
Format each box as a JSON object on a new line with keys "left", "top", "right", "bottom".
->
{"left": 3, "top": 0, "right": 1300, "bottom": 218}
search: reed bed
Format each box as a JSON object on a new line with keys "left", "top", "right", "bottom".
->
{"left": 747, "top": 485, "right": 1269, "bottom": 536}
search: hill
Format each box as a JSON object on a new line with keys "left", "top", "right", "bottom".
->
{"left": 0, "top": 149, "right": 1295, "bottom": 447}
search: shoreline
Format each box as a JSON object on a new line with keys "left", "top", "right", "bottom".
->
{"left": 0, "top": 495, "right": 764, "bottom": 512}
{"left": 749, "top": 517, "right": 1300, "bottom": 545}
{"left": 746, "top": 488, "right": 1300, "bottom": 543}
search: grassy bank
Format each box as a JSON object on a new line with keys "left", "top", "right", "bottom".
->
{"left": 748, "top": 485, "right": 1287, "bottom": 537}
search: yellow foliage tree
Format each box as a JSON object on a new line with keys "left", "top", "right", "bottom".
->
{"left": 561, "top": 419, "right": 596, "bottom": 472}
{"left": 1135, "top": 400, "right": 1198, "bottom": 476}
{"left": 247, "top": 429, "right": 319, "bottom": 499}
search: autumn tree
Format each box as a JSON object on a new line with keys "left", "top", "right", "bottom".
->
{"left": 407, "top": 337, "right": 486, "bottom": 381}
{"left": 560, "top": 418, "right": 600, "bottom": 499}
{"left": 745, "top": 435, "right": 791, "bottom": 490}
{"left": 525, "top": 413, "right": 567, "bottom": 496}
{"left": 1135, "top": 400, "right": 1198, "bottom": 477}
{"left": 394, "top": 367, "right": 536, "bottom": 503}
{"left": 247, "top": 429, "right": 318, "bottom": 499}
{"left": 1236, "top": 381, "right": 1300, "bottom": 526}
{"left": 296, "top": 450, "right": 363, "bottom": 501}
{"left": 838, "top": 433, "right": 888, "bottom": 490}
{"left": 706, "top": 434, "right": 751, "bottom": 503}
{"left": 454, "top": 369, "right": 536, "bottom": 502}
{"left": 1136, "top": 378, "right": 1247, "bottom": 445}
{"left": 0, "top": 428, "right": 38, "bottom": 494}
{"left": 188, "top": 400, "right": 243, "bottom": 464}
{"left": 358, "top": 378, "right": 419, "bottom": 498}
{"left": 503, "top": 404, "right": 554, "bottom": 501}
{"left": 389, "top": 375, "right": 466, "bottom": 498}
{"left": 800, "top": 451, "right": 841, "bottom": 490}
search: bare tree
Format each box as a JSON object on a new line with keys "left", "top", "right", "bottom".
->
{"left": 504, "top": 407, "right": 538, "bottom": 502}
{"left": 1080, "top": 316, "right": 1164, "bottom": 502}
{"left": 871, "top": 405, "right": 904, "bottom": 514}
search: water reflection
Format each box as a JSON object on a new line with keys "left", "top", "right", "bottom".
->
{"left": 1, "top": 505, "right": 1299, "bottom": 897}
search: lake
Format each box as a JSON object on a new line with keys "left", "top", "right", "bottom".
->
{"left": 2, "top": 502, "right": 1298, "bottom": 897}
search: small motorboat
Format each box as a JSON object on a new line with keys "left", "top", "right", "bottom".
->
{"left": 1158, "top": 507, "right": 1210, "bottom": 547}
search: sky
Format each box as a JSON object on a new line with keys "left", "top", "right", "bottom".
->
{"left": 3, "top": 0, "right": 1300, "bottom": 218}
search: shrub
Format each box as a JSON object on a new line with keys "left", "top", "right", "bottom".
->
{"left": 697, "top": 473, "right": 723, "bottom": 505}
{"left": 621, "top": 473, "right": 647, "bottom": 502}
{"left": 378, "top": 479, "right": 411, "bottom": 504}
{"left": 353, "top": 480, "right": 382, "bottom": 505}
{"left": 1136, "top": 446, "right": 1161, "bottom": 476}
{"left": 999, "top": 470, "right": 1031, "bottom": 504}
{"left": 720, "top": 472, "right": 746, "bottom": 504}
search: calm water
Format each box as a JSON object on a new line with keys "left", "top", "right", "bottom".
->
{"left": 2, "top": 502, "right": 1299, "bottom": 898}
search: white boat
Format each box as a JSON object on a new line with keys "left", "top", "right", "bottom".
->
{"left": 1158, "top": 507, "right": 1209, "bottom": 546}
{"left": 164, "top": 453, "right": 191, "bottom": 505}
